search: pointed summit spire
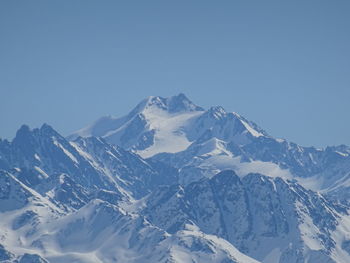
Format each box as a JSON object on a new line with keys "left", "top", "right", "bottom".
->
{"left": 14, "top": 124, "right": 32, "bottom": 142}
{"left": 17, "top": 124, "right": 31, "bottom": 134}
{"left": 40, "top": 123, "right": 59, "bottom": 136}
{"left": 166, "top": 93, "right": 204, "bottom": 113}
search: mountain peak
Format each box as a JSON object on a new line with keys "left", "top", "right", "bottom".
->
{"left": 14, "top": 124, "right": 59, "bottom": 140}
{"left": 16, "top": 124, "right": 31, "bottom": 135}
{"left": 166, "top": 93, "right": 204, "bottom": 113}
{"left": 40, "top": 123, "right": 58, "bottom": 136}
{"left": 130, "top": 93, "right": 204, "bottom": 116}
{"left": 13, "top": 124, "right": 32, "bottom": 143}
{"left": 207, "top": 106, "right": 227, "bottom": 119}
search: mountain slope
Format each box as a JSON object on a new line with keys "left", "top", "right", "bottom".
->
{"left": 0, "top": 195, "right": 260, "bottom": 263}
{"left": 69, "top": 94, "right": 350, "bottom": 199}
{"left": 2, "top": 94, "right": 350, "bottom": 262}
{"left": 0, "top": 124, "right": 177, "bottom": 209}
{"left": 143, "top": 170, "right": 349, "bottom": 263}
{"left": 69, "top": 94, "right": 266, "bottom": 158}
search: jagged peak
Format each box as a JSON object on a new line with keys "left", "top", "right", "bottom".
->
{"left": 206, "top": 106, "right": 227, "bottom": 119}
{"left": 166, "top": 93, "right": 204, "bottom": 113}
{"left": 39, "top": 123, "right": 59, "bottom": 136}
{"left": 229, "top": 112, "right": 267, "bottom": 138}
{"left": 129, "top": 93, "right": 204, "bottom": 116}
{"left": 14, "top": 123, "right": 61, "bottom": 142}
{"left": 13, "top": 124, "right": 34, "bottom": 145}
{"left": 15, "top": 124, "right": 31, "bottom": 137}
{"left": 209, "top": 105, "right": 226, "bottom": 112}
{"left": 40, "top": 123, "right": 52, "bottom": 130}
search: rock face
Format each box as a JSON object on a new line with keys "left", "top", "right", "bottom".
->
{"left": 144, "top": 170, "right": 344, "bottom": 262}
{"left": 2, "top": 94, "right": 350, "bottom": 262}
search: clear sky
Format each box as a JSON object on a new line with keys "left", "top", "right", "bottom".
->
{"left": 1, "top": 0, "right": 349, "bottom": 147}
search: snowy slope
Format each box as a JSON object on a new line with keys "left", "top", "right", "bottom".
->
{"left": 2, "top": 94, "right": 350, "bottom": 262}
{"left": 2, "top": 125, "right": 259, "bottom": 262}
{"left": 69, "top": 94, "right": 267, "bottom": 158}
{"left": 69, "top": 94, "right": 350, "bottom": 199}
{"left": 0, "top": 124, "right": 175, "bottom": 205}
{"left": 0, "top": 195, "right": 260, "bottom": 263}
{"left": 143, "top": 170, "right": 350, "bottom": 263}
{"left": 0, "top": 170, "right": 62, "bottom": 262}
{"left": 69, "top": 94, "right": 204, "bottom": 156}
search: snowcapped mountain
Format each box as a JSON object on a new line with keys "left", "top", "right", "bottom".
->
{"left": 2, "top": 94, "right": 350, "bottom": 262}
{"left": 0, "top": 192, "right": 259, "bottom": 263}
{"left": 69, "top": 94, "right": 267, "bottom": 158}
{"left": 0, "top": 124, "right": 176, "bottom": 204}
{"left": 70, "top": 94, "right": 350, "bottom": 199}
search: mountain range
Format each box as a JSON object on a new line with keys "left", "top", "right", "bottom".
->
{"left": 1, "top": 94, "right": 350, "bottom": 262}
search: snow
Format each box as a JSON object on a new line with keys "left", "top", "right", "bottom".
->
{"left": 336, "top": 151, "right": 349, "bottom": 157}
{"left": 34, "top": 166, "right": 49, "bottom": 179}
{"left": 262, "top": 248, "right": 281, "bottom": 263}
{"left": 70, "top": 142, "right": 96, "bottom": 164}
{"left": 34, "top": 154, "right": 41, "bottom": 161}
{"left": 295, "top": 201, "right": 323, "bottom": 251}
{"left": 195, "top": 137, "right": 232, "bottom": 157}
{"left": 1, "top": 194, "right": 262, "bottom": 263}
{"left": 4, "top": 94, "right": 350, "bottom": 263}
{"left": 69, "top": 141, "right": 133, "bottom": 199}
{"left": 296, "top": 175, "right": 324, "bottom": 191}
{"left": 330, "top": 214, "right": 350, "bottom": 263}
{"left": 275, "top": 138, "right": 285, "bottom": 143}
{"left": 52, "top": 138, "right": 78, "bottom": 164}
{"left": 137, "top": 109, "right": 203, "bottom": 158}
{"left": 167, "top": 229, "right": 260, "bottom": 263}
{"left": 240, "top": 119, "right": 264, "bottom": 137}
{"left": 196, "top": 155, "right": 292, "bottom": 180}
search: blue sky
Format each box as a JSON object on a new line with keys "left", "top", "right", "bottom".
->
{"left": 1, "top": 0, "right": 349, "bottom": 147}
